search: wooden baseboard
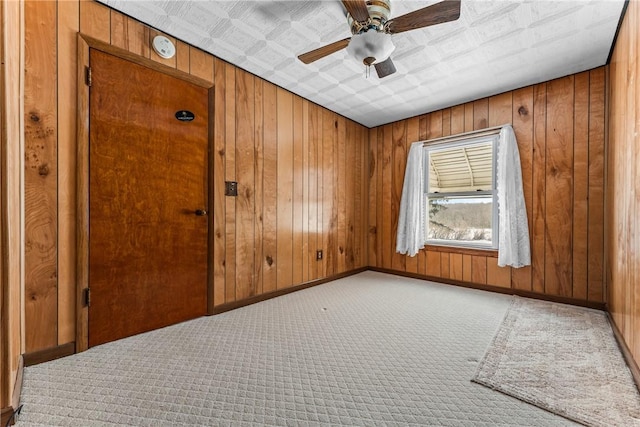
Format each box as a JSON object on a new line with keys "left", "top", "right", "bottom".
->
{"left": 369, "top": 267, "right": 607, "bottom": 311}
{"left": 1, "top": 355, "right": 24, "bottom": 426}
{"left": 212, "top": 267, "right": 368, "bottom": 315}
{"left": 23, "top": 342, "right": 75, "bottom": 367}
{"left": 607, "top": 313, "right": 640, "bottom": 393}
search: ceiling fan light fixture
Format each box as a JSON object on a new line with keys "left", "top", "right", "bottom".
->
{"left": 346, "top": 31, "right": 395, "bottom": 65}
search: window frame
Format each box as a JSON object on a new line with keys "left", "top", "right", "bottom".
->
{"left": 423, "top": 134, "right": 499, "bottom": 250}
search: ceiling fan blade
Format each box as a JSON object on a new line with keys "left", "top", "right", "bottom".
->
{"left": 374, "top": 57, "right": 396, "bottom": 78}
{"left": 298, "top": 38, "right": 351, "bottom": 64}
{"left": 341, "top": 0, "right": 370, "bottom": 23}
{"left": 385, "top": 0, "right": 461, "bottom": 34}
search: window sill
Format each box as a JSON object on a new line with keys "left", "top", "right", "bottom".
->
{"left": 424, "top": 244, "right": 498, "bottom": 258}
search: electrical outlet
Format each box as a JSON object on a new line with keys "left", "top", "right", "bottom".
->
{"left": 225, "top": 181, "right": 238, "bottom": 196}
{"left": 316, "top": 250, "right": 323, "bottom": 261}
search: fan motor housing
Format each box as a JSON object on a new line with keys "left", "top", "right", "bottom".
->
{"left": 347, "top": 0, "right": 392, "bottom": 34}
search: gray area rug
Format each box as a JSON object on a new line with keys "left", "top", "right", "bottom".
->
{"left": 17, "top": 272, "right": 576, "bottom": 426}
{"left": 473, "top": 297, "right": 640, "bottom": 426}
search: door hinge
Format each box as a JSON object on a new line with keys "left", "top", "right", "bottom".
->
{"left": 85, "top": 66, "right": 92, "bottom": 87}
{"left": 83, "top": 288, "right": 91, "bottom": 307}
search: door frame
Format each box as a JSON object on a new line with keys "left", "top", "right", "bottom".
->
{"left": 76, "top": 34, "right": 215, "bottom": 352}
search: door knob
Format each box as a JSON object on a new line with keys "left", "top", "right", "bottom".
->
{"left": 195, "top": 209, "right": 208, "bottom": 216}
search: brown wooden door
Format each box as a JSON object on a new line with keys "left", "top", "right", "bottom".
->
{"left": 88, "top": 49, "right": 209, "bottom": 347}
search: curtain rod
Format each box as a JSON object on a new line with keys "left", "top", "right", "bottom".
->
{"left": 421, "top": 123, "right": 511, "bottom": 147}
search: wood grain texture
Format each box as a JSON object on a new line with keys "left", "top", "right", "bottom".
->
{"left": 368, "top": 72, "right": 606, "bottom": 304}
{"left": 24, "top": 0, "right": 58, "bottom": 352}
{"left": 80, "top": 0, "right": 110, "bottom": 43}
{"left": 57, "top": 0, "right": 80, "bottom": 345}
{"left": 292, "top": 96, "right": 304, "bottom": 285}
{"left": 276, "top": 88, "right": 293, "bottom": 289}
{"left": 262, "top": 81, "right": 278, "bottom": 294}
{"left": 608, "top": 0, "right": 640, "bottom": 367}
{"left": 224, "top": 63, "right": 237, "bottom": 303}
{"left": 213, "top": 57, "right": 226, "bottom": 307}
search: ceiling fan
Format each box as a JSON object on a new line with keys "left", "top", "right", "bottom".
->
{"left": 298, "top": 0, "right": 462, "bottom": 78}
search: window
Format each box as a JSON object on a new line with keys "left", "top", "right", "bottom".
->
{"left": 424, "top": 135, "right": 498, "bottom": 249}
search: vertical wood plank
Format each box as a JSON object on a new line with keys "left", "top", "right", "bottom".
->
{"left": 440, "top": 252, "right": 450, "bottom": 278}
{"left": 301, "top": 100, "right": 310, "bottom": 281}
{"left": 487, "top": 258, "right": 512, "bottom": 288}
{"left": 588, "top": 68, "right": 606, "bottom": 303}
{"left": 57, "top": 0, "right": 80, "bottom": 344}
{"left": 572, "top": 72, "right": 590, "bottom": 301}
{"left": 322, "top": 110, "right": 335, "bottom": 277}
{"left": 25, "top": 0, "right": 58, "bottom": 352}
{"left": 224, "top": 64, "right": 236, "bottom": 302}
{"left": 464, "top": 102, "right": 474, "bottom": 132}
{"left": 511, "top": 86, "right": 534, "bottom": 291}
{"left": 212, "top": 58, "right": 226, "bottom": 306}
{"left": 80, "top": 0, "right": 110, "bottom": 43}
{"left": 381, "top": 124, "right": 393, "bottom": 269}
{"left": 417, "top": 116, "right": 428, "bottom": 275}
{"left": 450, "top": 105, "right": 465, "bottom": 135}
{"left": 110, "top": 10, "right": 126, "bottom": 49}
{"left": 176, "top": 41, "right": 190, "bottom": 74}
{"left": 471, "top": 256, "right": 487, "bottom": 284}
{"left": 345, "top": 121, "right": 356, "bottom": 270}
{"left": 462, "top": 254, "right": 472, "bottom": 281}
{"left": 254, "top": 80, "right": 264, "bottom": 294}
{"left": 189, "top": 47, "right": 214, "bottom": 83}
{"left": 262, "top": 81, "right": 277, "bottom": 292}
{"left": 545, "top": 76, "right": 574, "bottom": 297}
{"left": 426, "top": 251, "right": 441, "bottom": 277}
{"left": 375, "top": 126, "right": 384, "bottom": 268}
{"left": 450, "top": 253, "right": 463, "bottom": 281}
{"left": 292, "top": 96, "right": 304, "bottom": 284}
{"left": 235, "top": 70, "right": 255, "bottom": 300}
{"left": 336, "top": 116, "right": 347, "bottom": 273}
{"left": 308, "top": 104, "right": 319, "bottom": 280}
{"left": 473, "top": 98, "right": 489, "bottom": 130}
{"left": 124, "top": 17, "right": 150, "bottom": 58}
{"left": 488, "top": 92, "right": 513, "bottom": 127}
{"left": 404, "top": 117, "right": 420, "bottom": 273}
{"left": 276, "top": 88, "right": 293, "bottom": 288}
{"left": 368, "top": 127, "right": 378, "bottom": 266}
{"left": 391, "top": 120, "right": 407, "bottom": 271}
{"left": 531, "top": 83, "right": 547, "bottom": 294}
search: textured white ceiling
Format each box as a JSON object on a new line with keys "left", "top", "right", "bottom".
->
{"left": 98, "top": 0, "right": 625, "bottom": 127}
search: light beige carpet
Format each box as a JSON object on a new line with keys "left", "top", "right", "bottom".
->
{"left": 473, "top": 297, "right": 640, "bottom": 427}
{"left": 16, "top": 272, "right": 576, "bottom": 426}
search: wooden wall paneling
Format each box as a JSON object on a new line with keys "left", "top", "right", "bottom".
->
{"left": 125, "top": 17, "right": 150, "bottom": 58}
{"left": 442, "top": 108, "right": 451, "bottom": 136}
{"left": 404, "top": 117, "right": 419, "bottom": 273}
{"left": 417, "top": 116, "right": 428, "bottom": 275}
{"left": 473, "top": 99, "right": 489, "bottom": 130}
{"left": 462, "top": 254, "right": 472, "bottom": 282}
{"left": 253, "top": 80, "right": 264, "bottom": 294}
{"left": 426, "top": 112, "right": 442, "bottom": 273}
{"left": 511, "top": 86, "right": 534, "bottom": 291}
{"left": 451, "top": 105, "right": 465, "bottom": 134}
{"left": 471, "top": 255, "right": 487, "bottom": 284}
{"left": 276, "top": 88, "right": 293, "bottom": 289}
{"left": 80, "top": 0, "right": 110, "bottom": 43}
{"left": 368, "top": 128, "right": 378, "bottom": 266}
{"left": 212, "top": 58, "right": 226, "bottom": 307}
{"left": 488, "top": 92, "right": 513, "bottom": 127}
{"left": 426, "top": 250, "right": 441, "bottom": 277}
{"left": 314, "top": 105, "right": 324, "bottom": 278}
{"left": 588, "top": 67, "right": 605, "bottom": 303}
{"left": 337, "top": 116, "right": 346, "bottom": 273}
{"left": 189, "top": 48, "right": 214, "bottom": 83}
{"left": 391, "top": 120, "right": 406, "bottom": 272}
{"left": 58, "top": 0, "right": 80, "bottom": 345}
{"left": 24, "top": 0, "right": 58, "bottom": 352}
{"left": 175, "top": 41, "right": 189, "bottom": 74}
{"left": 572, "top": 72, "right": 590, "bottom": 301}
{"left": 531, "top": 83, "right": 547, "bottom": 294}
{"left": 450, "top": 253, "right": 463, "bottom": 281}
{"left": 262, "top": 81, "right": 277, "bottom": 293}
{"left": 464, "top": 102, "right": 474, "bottom": 132}
{"left": 544, "top": 76, "right": 574, "bottom": 297}
{"left": 235, "top": 70, "right": 255, "bottom": 300}
{"left": 487, "top": 256, "right": 511, "bottom": 288}
{"left": 308, "top": 103, "right": 319, "bottom": 281}
{"left": 381, "top": 124, "right": 393, "bottom": 269}
{"left": 224, "top": 63, "right": 236, "bottom": 302}
{"left": 345, "top": 121, "right": 355, "bottom": 270}
{"left": 148, "top": 29, "right": 177, "bottom": 68}
{"left": 440, "top": 252, "right": 450, "bottom": 279}
{"left": 301, "top": 100, "right": 310, "bottom": 282}
{"left": 328, "top": 114, "right": 339, "bottom": 276}
{"left": 321, "top": 110, "right": 334, "bottom": 277}
{"left": 360, "top": 124, "right": 368, "bottom": 267}
{"left": 109, "top": 10, "right": 126, "bottom": 50}
{"left": 292, "top": 96, "right": 304, "bottom": 285}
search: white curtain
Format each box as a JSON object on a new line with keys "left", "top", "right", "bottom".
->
{"left": 395, "top": 141, "right": 426, "bottom": 256}
{"left": 497, "top": 125, "right": 531, "bottom": 267}
{"left": 395, "top": 126, "right": 531, "bottom": 266}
